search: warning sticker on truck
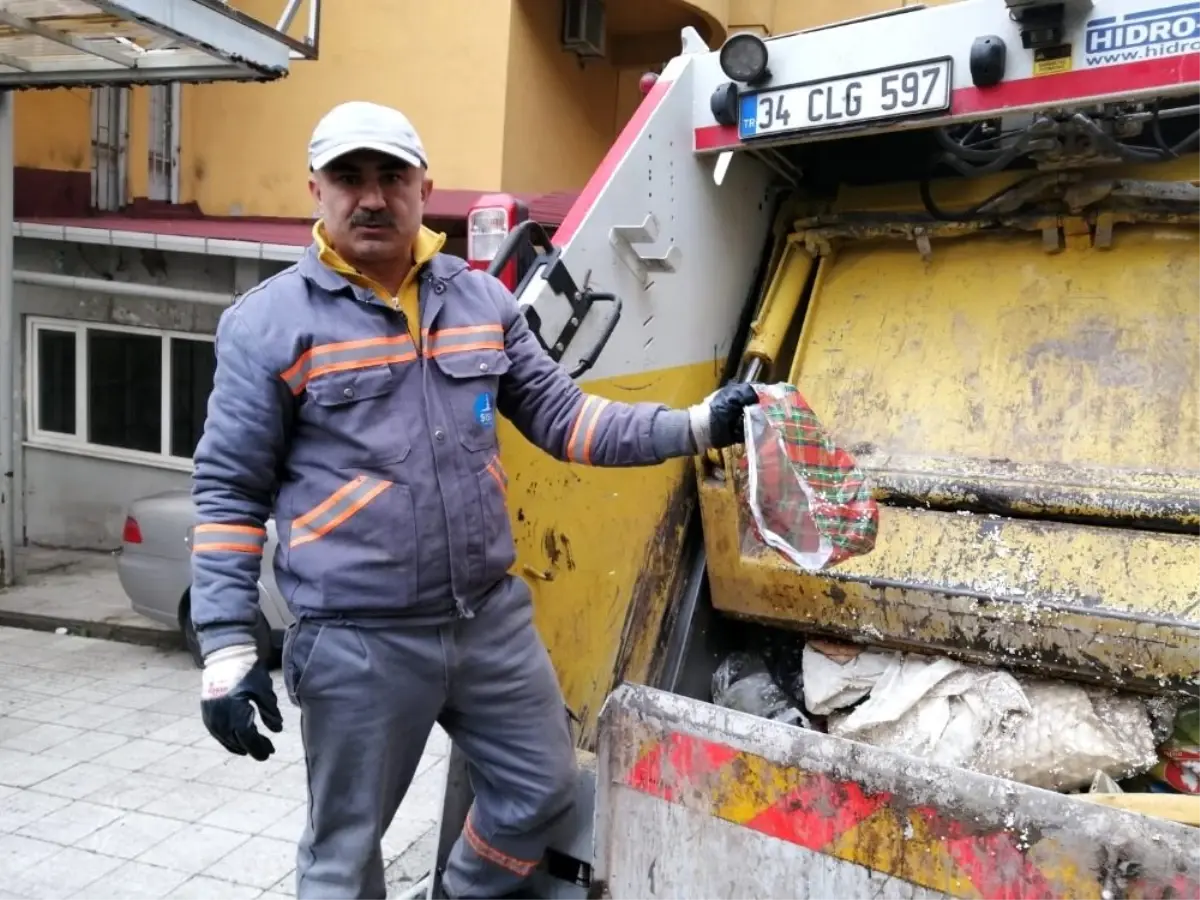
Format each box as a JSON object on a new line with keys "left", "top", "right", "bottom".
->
{"left": 1033, "top": 44, "right": 1073, "bottom": 76}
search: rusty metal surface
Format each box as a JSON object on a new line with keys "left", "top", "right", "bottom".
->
{"left": 788, "top": 223, "right": 1199, "bottom": 498}
{"left": 851, "top": 451, "right": 1200, "bottom": 530}
{"left": 693, "top": 191, "right": 1200, "bottom": 694}
{"left": 609, "top": 472, "right": 699, "bottom": 694}
{"left": 593, "top": 684, "right": 1200, "bottom": 900}
{"left": 698, "top": 478, "right": 1200, "bottom": 695}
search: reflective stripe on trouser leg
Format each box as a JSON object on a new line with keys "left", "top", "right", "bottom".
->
{"left": 439, "top": 576, "right": 578, "bottom": 899}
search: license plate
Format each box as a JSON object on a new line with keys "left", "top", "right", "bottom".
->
{"left": 738, "top": 58, "right": 953, "bottom": 140}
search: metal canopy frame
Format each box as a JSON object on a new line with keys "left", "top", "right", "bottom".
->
{"left": 0, "top": 0, "right": 320, "bottom": 586}
{"left": 0, "top": 0, "right": 321, "bottom": 87}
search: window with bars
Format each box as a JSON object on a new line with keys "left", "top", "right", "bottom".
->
{"left": 91, "top": 86, "right": 129, "bottom": 212}
{"left": 27, "top": 318, "right": 216, "bottom": 467}
{"left": 148, "top": 83, "right": 181, "bottom": 203}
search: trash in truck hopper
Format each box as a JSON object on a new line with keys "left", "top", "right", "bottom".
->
{"left": 711, "top": 651, "right": 812, "bottom": 730}
{"left": 712, "top": 638, "right": 1167, "bottom": 795}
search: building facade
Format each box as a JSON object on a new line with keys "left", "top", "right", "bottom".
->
{"left": 11, "top": 0, "right": 943, "bottom": 554}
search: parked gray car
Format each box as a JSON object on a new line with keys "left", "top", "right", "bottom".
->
{"left": 116, "top": 490, "right": 292, "bottom": 668}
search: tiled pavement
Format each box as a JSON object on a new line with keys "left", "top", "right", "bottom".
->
{"left": 0, "top": 626, "right": 447, "bottom": 899}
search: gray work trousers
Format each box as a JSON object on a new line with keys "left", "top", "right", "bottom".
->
{"left": 282, "top": 576, "right": 577, "bottom": 899}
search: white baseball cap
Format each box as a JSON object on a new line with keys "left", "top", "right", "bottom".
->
{"left": 307, "top": 101, "right": 428, "bottom": 171}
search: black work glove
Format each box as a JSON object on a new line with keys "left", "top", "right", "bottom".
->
{"left": 688, "top": 382, "right": 761, "bottom": 450}
{"left": 200, "top": 643, "right": 283, "bottom": 761}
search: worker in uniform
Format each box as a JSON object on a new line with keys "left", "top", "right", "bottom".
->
{"left": 189, "top": 100, "right": 760, "bottom": 900}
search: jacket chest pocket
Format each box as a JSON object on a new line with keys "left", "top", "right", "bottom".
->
{"left": 430, "top": 347, "right": 511, "bottom": 453}
{"left": 304, "top": 364, "right": 411, "bottom": 467}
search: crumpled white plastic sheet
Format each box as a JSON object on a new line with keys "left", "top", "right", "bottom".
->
{"left": 803, "top": 642, "right": 1159, "bottom": 792}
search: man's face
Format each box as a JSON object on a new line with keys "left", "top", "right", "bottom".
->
{"left": 309, "top": 150, "right": 433, "bottom": 265}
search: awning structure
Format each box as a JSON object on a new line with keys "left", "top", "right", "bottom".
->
{"left": 0, "top": 0, "right": 320, "bottom": 585}
{"left": 0, "top": 0, "right": 319, "bottom": 86}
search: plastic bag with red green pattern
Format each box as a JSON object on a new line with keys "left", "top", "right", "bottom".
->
{"left": 740, "top": 382, "right": 879, "bottom": 571}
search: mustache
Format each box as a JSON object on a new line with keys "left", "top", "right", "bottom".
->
{"left": 350, "top": 211, "right": 396, "bottom": 228}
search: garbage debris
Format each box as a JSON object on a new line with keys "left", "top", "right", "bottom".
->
{"left": 1146, "top": 695, "right": 1186, "bottom": 745}
{"left": 712, "top": 652, "right": 812, "bottom": 730}
{"left": 800, "top": 640, "right": 891, "bottom": 716}
{"left": 1148, "top": 703, "right": 1200, "bottom": 794}
{"left": 1090, "top": 770, "right": 1124, "bottom": 794}
{"left": 825, "top": 652, "right": 1030, "bottom": 772}
{"left": 713, "top": 628, "right": 1171, "bottom": 796}
{"left": 757, "top": 630, "right": 807, "bottom": 709}
{"left": 739, "top": 383, "right": 879, "bottom": 572}
{"left": 801, "top": 641, "right": 1159, "bottom": 793}
{"left": 969, "top": 681, "right": 1158, "bottom": 792}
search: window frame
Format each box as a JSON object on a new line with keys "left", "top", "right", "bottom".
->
{"left": 25, "top": 316, "right": 215, "bottom": 472}
{"left": 147, "top": 82, "right": 182, "bottom": 203}
{"left": 90, "top": 85, "right": 130, "bottom": 212}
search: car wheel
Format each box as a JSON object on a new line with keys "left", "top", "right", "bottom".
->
{"left": 179, "top": 592, "right": 277, "bottom": 671}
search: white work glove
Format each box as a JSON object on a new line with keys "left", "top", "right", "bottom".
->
{"left": 688, "top": 382, "right": 760, "bottom": 452}
{"left": 200, "top": 643, "right": 282, "bottom": 761}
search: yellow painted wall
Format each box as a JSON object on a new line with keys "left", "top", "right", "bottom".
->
{"left": 499, "top": 0, "right": 624, "bottom": 195}
{"left": 13, "top": 88, "right": 90, "bottom": 172}
{"left": 165, "top": 0, "right": 513, "bottom": 217}
{"left": 768, "top": 0, "right": 958, "bottom": 32}
{"left": 10, "top": 0, "right": 966, "bottom": 210}
{"left": 499, "top": 0, "right": 663, "bottom": 195}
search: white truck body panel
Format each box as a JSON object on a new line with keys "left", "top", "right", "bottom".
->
{"left": 522, "top": 52, "right": 775, "bottom": 384}
{"left": 688, "top": 0, "right": 1199, "bottom": 153}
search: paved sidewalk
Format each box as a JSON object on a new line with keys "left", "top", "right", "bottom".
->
{"left": 0, "top": 549, "right": 175, "bottom": 647}
{"left": 0, "top": 626, "right": 447, "bottom": 899}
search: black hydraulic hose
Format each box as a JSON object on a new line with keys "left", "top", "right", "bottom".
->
{"left": 937, "top": 125, "right": 1042, "bottom": 177}
{"left": 1150, "top": 103, "right": 1200, "bottom": 158}
{"left": 1068, "top": 113, "right": 1167, "bottom": 164}
{"left": 934, "top": 124, "right": 1012, "bottom": 163}
{"left": 919, "top": 170, "right": 1046, "bottom": 222}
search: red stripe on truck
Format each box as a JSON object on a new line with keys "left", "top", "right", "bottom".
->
{"left": 553, "top": 77, "right": 675, "bottom": 247}
{"left": 694, "top": 54, "right": 1200, "bottom": 152}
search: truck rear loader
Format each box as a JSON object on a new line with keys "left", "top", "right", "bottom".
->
{"left": 418, "top": 0, "right": 1200, "bottom": 895}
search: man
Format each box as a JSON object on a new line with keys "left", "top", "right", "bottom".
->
{"left": 190, "top": 100, "right": 759, "bottom": 900}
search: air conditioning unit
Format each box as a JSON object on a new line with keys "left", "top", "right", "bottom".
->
{"left": 562, "top": 0, "right": 606, "bottom": 58}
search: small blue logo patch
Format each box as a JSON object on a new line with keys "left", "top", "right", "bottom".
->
{"left": 474, "top": 392, "right": 494, "bottom": 428}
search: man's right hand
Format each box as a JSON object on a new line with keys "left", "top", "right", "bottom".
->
{"left": 200, "top": 644, "right": 283, "bottom": 761}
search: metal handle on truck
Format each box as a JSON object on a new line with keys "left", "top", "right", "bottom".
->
{"left": 486, "top": 220, "right": 622, "bottom": 379}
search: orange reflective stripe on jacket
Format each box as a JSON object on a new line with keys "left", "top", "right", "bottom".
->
{"left": 290, "top": 476, "right": 393, "bottom": 548}
{"left": 423, "top": 323, "right": 505, "bottom": 358}
{"left": 280, "top": 335, "right": 418, "bottom": 395}
{"left": 566, "top": 395, "right": 612, "bottom": 465}
{"left": 192, "top": 523, "right": 266, "bottom": 555}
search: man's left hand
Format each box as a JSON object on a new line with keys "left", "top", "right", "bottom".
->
{"left": 688, "top": 382, "right": 760, "bottom": 452}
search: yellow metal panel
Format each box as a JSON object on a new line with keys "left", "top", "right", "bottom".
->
{"left": 499, "top": 359, "right": 723, "bottom": 748}
{"left": 698, "top": 476, "right": 1200, "bottom": 692}
{"left": 787, "top": 224, "right": 1199, "bottom": 478}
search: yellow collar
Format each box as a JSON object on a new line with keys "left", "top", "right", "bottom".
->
{"left": 312, "top": 220, "right": 446, "bottom": 297}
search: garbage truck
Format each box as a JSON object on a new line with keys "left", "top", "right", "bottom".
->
{"left": 417, "top": 0, "right": 1200, "bottom": 895}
